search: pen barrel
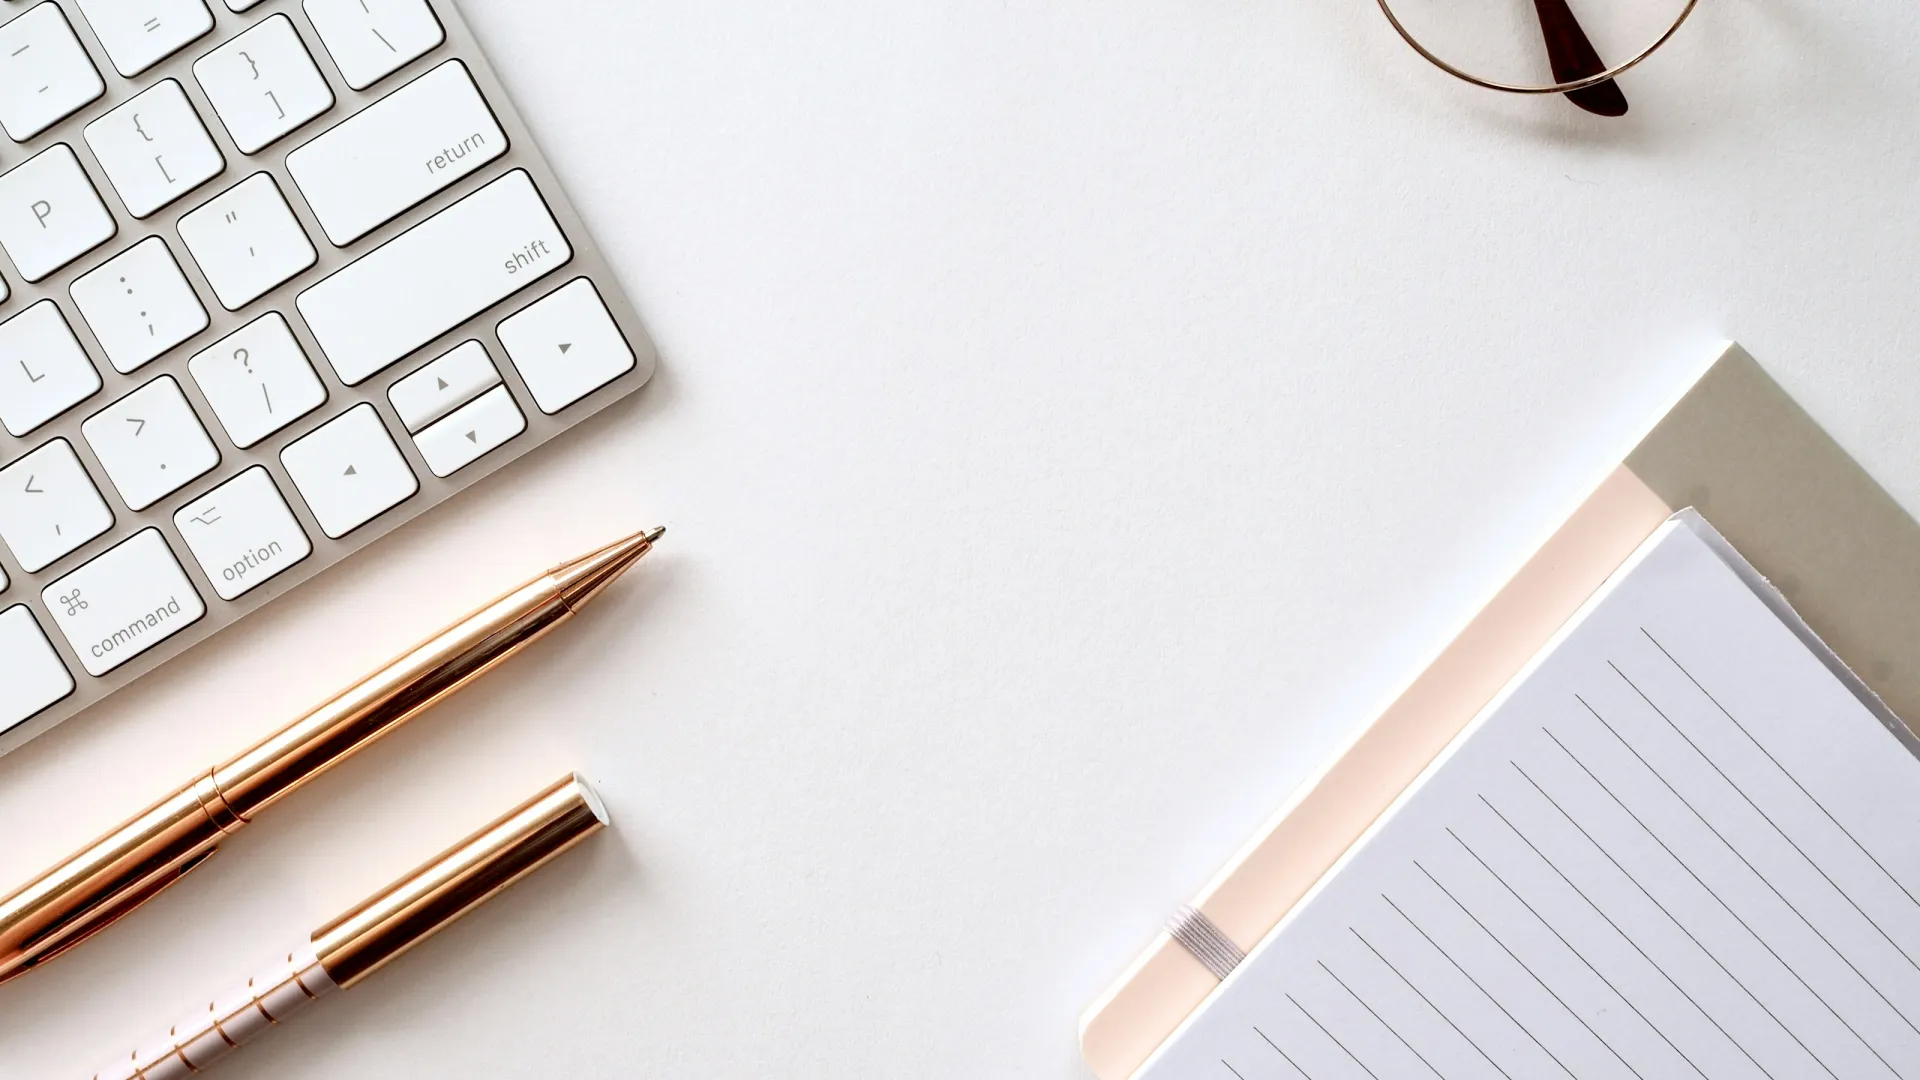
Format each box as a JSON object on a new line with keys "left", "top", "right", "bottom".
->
{"left": 0, "top": 783, "right": 233, "bottom": 984}
{"left": 313, "top": 773, "right": 609, "bottom": 987}
{"left": 89, "top": 946, "right": 337, "bottom": 1080}
{"left": 212, "top": 578, "right": 573, "bottom": 820}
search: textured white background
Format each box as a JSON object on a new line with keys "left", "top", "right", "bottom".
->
{"left": 4, "top": 1, "right": 1920, "bottom": 1077}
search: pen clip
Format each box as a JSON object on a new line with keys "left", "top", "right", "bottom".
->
{"left": 8, "top": 849, "right": 218, "bottom": 980}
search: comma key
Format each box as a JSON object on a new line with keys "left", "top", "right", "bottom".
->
{"left": 42, "top": 529, "right": 206, "bottom": 676}
{"left": 173, "top": 467, "right": 312, "bottom": 600}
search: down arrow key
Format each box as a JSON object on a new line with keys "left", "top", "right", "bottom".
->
{"left": 413, "top": 385, "right": 526, "bottom": 478}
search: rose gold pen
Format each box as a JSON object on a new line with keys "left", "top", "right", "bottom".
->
{"left": 91, "top": 772, "right": 609, "bottom": 1080}
{"left": 0, "top": 526, "right": 663, "bottom": 985}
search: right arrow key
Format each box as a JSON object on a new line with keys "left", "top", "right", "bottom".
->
{"left": 498, "top": 278, "right": 636, "bottom": 415}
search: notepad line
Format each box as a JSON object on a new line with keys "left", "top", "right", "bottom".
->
{"left": 1612, "top": 658, "right": 1920, "bottom": 1027}
{"left": 1576, "top": 696, "right": 1902, "bottom": 1079}
{"left": 1475, "top": 790, "right": 1767, "bottom": 1078}
{"left": 1288, "top": 994, "right": 1381, "bottom": 1080}
{"left": 1446, "top": 825, "right": 1706, "bottom": 1078}
{"left": 1349, "top": 927, "right": 1516, "bottom": 1080}
{"left": 1414, "top": 859, "right": 1647, "bottom": 1079}
{"left": 1382, "top": 892, "right": 1579, "bottom": 1079}
{"left": 1253, "top": 1024, "right": 1311, "bottom": 1078}
{"left": 1507, "top": 758, "right": 1795, "bottom": 1079}
{"left": 1642, "top": 628, "right": 1920, "bottom": 966}
{"left": 1317, "top": 959, "right": 1448, "bottom": 1079}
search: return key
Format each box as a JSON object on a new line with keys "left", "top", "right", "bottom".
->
{"left": 286, "top": 60, "right": 508, "bottom": 246}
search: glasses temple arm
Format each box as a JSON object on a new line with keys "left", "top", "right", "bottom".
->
{"left": 1533, "top": 0, "right": 1630, "bottom": 116}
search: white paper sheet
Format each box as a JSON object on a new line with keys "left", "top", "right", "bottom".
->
{"left": 1140, "top": 515, "right": 1920, "bottom": 1080}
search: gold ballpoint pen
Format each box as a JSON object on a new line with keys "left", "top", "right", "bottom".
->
{"left": 0, "top": 526, "right": 664, "bottom": 985}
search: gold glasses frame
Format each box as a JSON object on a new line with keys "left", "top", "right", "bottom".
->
{"left": 1376, "top": 0, "right": 1700, "bottom": 95}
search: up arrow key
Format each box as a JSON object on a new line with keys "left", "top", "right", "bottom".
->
{"left": 343, "top": 465, "right": 357, "bottom": 476}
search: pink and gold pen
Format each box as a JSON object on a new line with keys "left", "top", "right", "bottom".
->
{"left": 92, "top": 773, "right": 609, "bottom": 1080}
{"left": 0, "top": 527, "right": 661, "bottom": 985}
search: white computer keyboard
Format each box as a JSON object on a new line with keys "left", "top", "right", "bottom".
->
{"left": 0, "top": 0, "right": 658, "bottom": 752}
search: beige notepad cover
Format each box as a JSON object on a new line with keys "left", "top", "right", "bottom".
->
{"left": 1080, "top": 343, "right": 1920, "bottom": 1080}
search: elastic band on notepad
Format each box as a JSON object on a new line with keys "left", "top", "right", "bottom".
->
{"left": 1166, "top": 905, "right": 1245, "bottom": 981}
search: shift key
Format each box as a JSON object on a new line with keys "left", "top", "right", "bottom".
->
{"left": 286, "top": 61, "right": 508, "bottom": 246}
{"left": 297, "top": 169, "right": 570, "bottom": 386}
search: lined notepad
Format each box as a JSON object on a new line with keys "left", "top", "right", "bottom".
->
{"left": 1141, "top": 514, "right": 1920, "bottom": 1080}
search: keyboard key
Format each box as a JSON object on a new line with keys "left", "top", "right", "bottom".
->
{"left": 0, "top": 4, "right": 104, "bottom": 142}
{"left": 81, "top": 375, "right": 221, "bottom": 511}
{"left": 0, "top": 605, "right": 72, "bottom": 731}
{"left": 173, "top": 466, "right": 311, "bottom": 599}
{"left": 194, "top": 14, "right": 335, "bottom": 154}
{"left": 0, "top": 300, "right": 101, "bottom": 437}
{"left": 84, "top": 79, "right": 226, "bottom": 219}
{"left": 188, "top": 312, "right": 327, "bottom": 447}
{"left": 177, "top": 173, "right": 316, "bottom": 309}
{"left": 70, "top": 237, "right": 210, "bottom": 374}
{"left": 298, "top": 169, "right": 569, "bottom": 385}
{"left": 498, "top": 278, "right": 636, "bottom": 413}
{"left": 413, "top": 384, "right": 523, "bottom": 477}
{"left": 0, "top": 144, "right": 117, "bottom": 282}
{"left": 0, "top": 438, "right": 114, "bottom": 572}
{"left": 388, "top": 339, "right": 497, "bottom": 433}
{"left": 286, "top": 60, "right": 505, "bottom": 246}
{"left": 74, "top": 0, "right": 214, "bottom": 78}
{"left": 279, "top": 403, "right": 416, "bottom": 537}
{"left": 303, "top": 0, "right": 443, "bottom": 91}
{"left": 42, "top": 528, "right": 205, "bottom": 676}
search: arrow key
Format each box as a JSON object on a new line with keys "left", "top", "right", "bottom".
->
{"left": 413, "top": 385, "right": 525, "bottom": 478}
{"left": 387, "top": 340, "right": 501, "bottom": 433}
{"left": 497, "top": 278, "right": 636, "bottom": 414}
{"left": 280, "top": 403, "right": 417, "bottom": 538}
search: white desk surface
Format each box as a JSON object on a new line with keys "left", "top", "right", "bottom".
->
{"left": 6, "top": 2, "right": 1920, "bottom": 1077}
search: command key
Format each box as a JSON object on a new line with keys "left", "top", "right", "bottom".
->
{"left": 43, "top": 529, "right": 207, "bottom": 676}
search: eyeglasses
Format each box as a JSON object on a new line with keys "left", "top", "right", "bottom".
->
{"left": 1377, "top": 0, "right": 1699, "bottom": 116}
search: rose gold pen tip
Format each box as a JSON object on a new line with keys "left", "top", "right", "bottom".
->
{"left": 553, "top": 526, "right": 666, "bottom": 612}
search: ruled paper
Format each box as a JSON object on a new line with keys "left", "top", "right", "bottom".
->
{"left": 1140, "top": 516, "right": 1920, "bottom": 1080}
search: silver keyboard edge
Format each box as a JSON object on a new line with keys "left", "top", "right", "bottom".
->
{"left": 0, "top": 0, "right": 660, "bottom": 756}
